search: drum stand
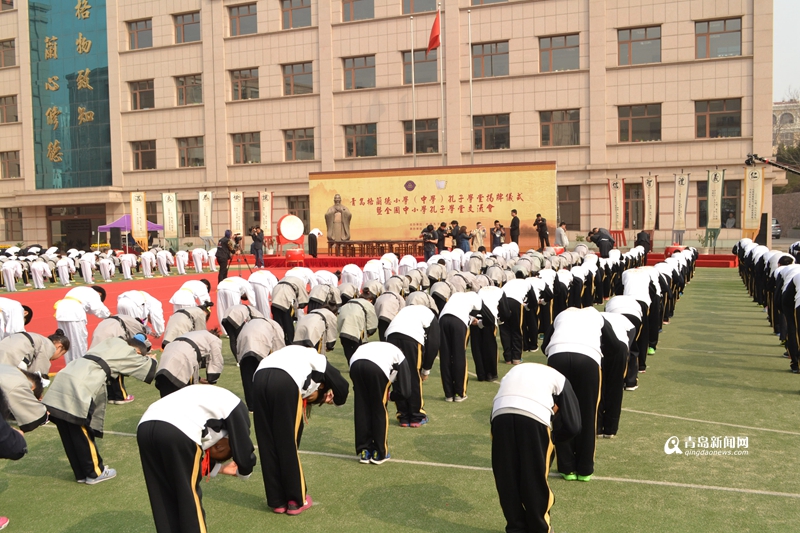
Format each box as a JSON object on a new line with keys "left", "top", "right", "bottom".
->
{"left": 233, "top": 250, "right": 253, "bottom": 276}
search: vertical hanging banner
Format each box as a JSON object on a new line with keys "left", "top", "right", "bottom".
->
{"left": 198, "top": 191, "right": 213, "bottom": 238}
{"left": 260, "top": 191, "right": 273, "bottom": 235}
{"left": 673, "top": 174, "right": 690, "bottom": 231}
{"left": 743, "top": 167, "right": 763, "bottom": 231}
{"left": 130, "top": 192, "right": 148, "bottom": 250}
{"left": 608, "top": 177, "right": 625, "bottom": 231}
{"left": 230, "top": 191, "right": 244, "bottom": 236}
{"left": 707, "top": 170, "right": 725, "bottom": 229}
{"left": 161, "top": 193, "right": 178, "bottom": 239}
{"left": 643, "top": 175, "right": 658, "bottom": 231}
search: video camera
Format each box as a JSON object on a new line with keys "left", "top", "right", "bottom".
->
{"left": 233, "top": 233, "right": 243, "bottom": 252}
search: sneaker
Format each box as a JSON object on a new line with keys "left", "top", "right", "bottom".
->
{"left": 624, "top": 385, "right": 638, "bottom": 391}
{"left": 399, "top": 421, "right": 410, "bottom": 427}
{"left": 286, "top": 495, "right": 313, "bottom": 516}
{"left": 0, "top": 516, "right": 8, "bottom": 530}
{"left": 109, "top": 395, "right": 135, "bottom": 405}
{"left": 577, "top": 474, "right": 592, "bottom": 482}
{"left": 560, "top": 472, "right": 577, "bottom": 481}
{"left": 273, "top": 505, "right": 287, "bottom": 514}
{"left": 647, "top": 347, "right": 656, "bottom": 355}
{"left": 454, "top": 395, "right": 468, "bottom": 402}
{"left": 639, "top": 369, "right": 646, "bottom": 374}
{"left": 791, "top": 368, "right": 799, "bottom": 374}
{"left": 359, "top": 450, "right": 371, "bottom": 464}
{"left": 410, "top": 418, "right": 428, "bottom": 428}
{"left": 783, "top": 353, "right": 790, "bottom": 359}
{"left": 603, "top": 434, "right": 616, "bottom": 439}
{"left": 85, "top": 467, "right": 117, "bottom": 485}
{"left": 662, "top": 319, "right": 670, "bottom": 325}
{"left": 531, "top": 347, "right": 540, "bottom": 353}
{"left": 77, "top": 478, "right": 86, "bottom": 483}
{"left": 511, "top": 359, "right": 522, "bottom": 365}
{"left": 370, "top": 451, "right": 391, "bottom": 465}
{"left": 445, "top": 397, "right": 454, "bottom": 402}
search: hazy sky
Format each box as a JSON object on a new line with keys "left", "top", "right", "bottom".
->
{"left": 774, "top": 0, "right": 799, "bottom": 101}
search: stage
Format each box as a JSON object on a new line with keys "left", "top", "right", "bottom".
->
{"left": 239, "top": 253, "right": 423, "bottom": 269}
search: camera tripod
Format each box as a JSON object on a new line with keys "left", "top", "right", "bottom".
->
{"left": 232, "top": 250, "right": 252, "bottom": 276}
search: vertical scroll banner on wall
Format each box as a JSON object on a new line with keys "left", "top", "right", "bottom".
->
{"left": 673, "top": 174, "right": 690, "bottom": 232}
{"left": 608, "top": 177, "right": 625, "bottom": 232}
{"left": 260, "top": 191, "right": 273, "bottom": 235}
{"left": 161, "top": 193, "right": 178, "bottom": 239}
{"left": 230, "top": 191, "right": 244, "bottom": 237}
{"left": 743, "top": 167, "right": 763, "bottom": 231}
{"left": 198, "top": 191, "right": 213, "bottom": 238}
{"left": 130, "top": 192, "right": 148, "bottom": 251}
{"left": 706, "top": 170, "right": 725, "bottom": 229}
{"left": 643, "top": 176, "right": 658, "bottom": 231}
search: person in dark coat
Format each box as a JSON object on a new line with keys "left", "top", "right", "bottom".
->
{"left": 509, "top": 210, "right": 520, "bottom": 245}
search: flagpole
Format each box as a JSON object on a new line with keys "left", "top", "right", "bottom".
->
{"left": 438, "top": 4, "right": 445, "bottom": 166}
{"left": 410, "top": 16, "right": 417, "bottom": 168}
{"left": 468, "top": 10, "right": 474, "bottom": 165}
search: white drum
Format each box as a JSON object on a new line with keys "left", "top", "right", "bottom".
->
{"left": 279, "top": 215, "right": 305, "bottom": 241}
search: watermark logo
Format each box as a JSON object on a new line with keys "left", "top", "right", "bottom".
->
{"left": 664, "top": 436, "right": 683, "bottom": 454}
{"left": 664, "top": 435, "right": 749, "bottom": 457}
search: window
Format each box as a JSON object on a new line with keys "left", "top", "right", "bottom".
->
{"left": 402, "top": 0, "right": 435, "bottom": 14}
{"left": 558, "top": 186, "right": 581, "bottom": 230}
{"left": 342, "top": 0, "right": 373, "bottom": 21}
{"left": 0, "top": 151, "right": 19, "bottom": 179}
{"left": 696, "top": 18, "right": 741, "bottom": 59}
{"left": 618, "top": 26, "right": 660, "bottom": 66}
{"left": 230, "top": 4, "right": 257, "bottom": 36}
{"left": 3, "top": 208, "right": 22, "bottom": 241}
{"left": 695, "top": 99, "right": 741, "bottom": 138}
{"left": 180, "top": 200, "right": 199, "bottom": 237}
{"left": 285, "top": 128, "right": 314, "bottom": 161}
{"left": 0, "top": 40, "right": 14, "bottom": 68}
{"left": 132, "top": 140, "right": 156, "bottom": 170}
{"left": 472, "top": 42, "right": 508, "bottom": 78}
{"left": 540, "top": 34, "right": 579, "bottom": 72}
{"left": 233, "top": 132, "right": 260, "bottom": 164}
{"left": 624, "top": 183, "right": 644, "bottom": 230}
{"left": 231, "top": 68, "right": 259, "bottom": 100}
{"left": 698, "top": 180, "right": 740, "bottom": 228}
{"left": 473, "top": 114, "right": 510, "bottom": 151}
{"left": 282, "top": 0, "right": 311, "bottom": 29}
{"left": 780, "top": 113, "right": 794, "bottom": 125}
{"left": 343, "top": 56, "right": 375, "bottom": 90}
{"left": 618, "top": 104, "right": 661, "bottom": 142}
{"left": 130, "top": 80, "right": 154, "bottom": 110}
{"left": 0, "top": 96, "right": 17, "bottom": 123}
{"left": 541, "top": 109, "right": 579, "bottom": 146}
{"left": 175, "top": 12, "right": 201, "bottom": 43}
{"left": 402, "top": 49, "right": 437, "bottom": 84}
{"left": 471, "top": 0, "right": 506, "bottom": 5}
{"left": 128, "top": 20, "right": 153, "bottom": 50}
{"left": 283, "top": 62, "right": 313, "bottom": 95}
{"left": 1, "top": 1, "right": 14, "bottom": 11}
{"left": 288, "top": 195, "right": 310, "bottom": 232}
{"left": 176, "top": 75, "right": 202, "bottom": 105}
{"left": 344, "top": 124, "right": 377, "bottom": 157}
{"left": 178, "top": 137, "right": 204, "bottom": 167}
{"left": 244, "top": 197, "right": 260, "bottom": 230}
{"left": 404, "top": 119, "right": 438, "bottom": 154}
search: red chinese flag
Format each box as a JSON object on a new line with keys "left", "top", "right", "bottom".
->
{"left": 426, "top": 10, "right": 440, "bottom": 58}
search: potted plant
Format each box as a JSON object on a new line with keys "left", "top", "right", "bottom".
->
{"left": 696, "top": 232, "right": 712, "bottom": 255}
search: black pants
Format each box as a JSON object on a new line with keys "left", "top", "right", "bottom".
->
{"left": 432, "top": 294, "right": 447, "bottom": 315}
{"left": 538, "top": 302, "right": 552, "bottom": 336}
{"left": 624, "top": 315, "right": 642, "bottom": 388}
{"left": 308, "top": 233, "right": 317, "bottom": 258}
{"left": 52, "top": 416, "right": 104, "bottom": 481}
{"left": 547, "top": 352, "right": 601, "bottom": 476}
{"left": 439, "top": 314, "right": 469, "bottom": 399}
{"left": 538, "top": 233, "right": 549, "bottom": 250}
{"left": 155, "top": 375, "right": 184, "bottom": 398}
{"left": 351, "top": 359, "right": 391, "bottom": 456}
{"left": 341, "top": 337, "right": 362, "bottom": 364}
{"left": 470, "top": 324, "right": 498, "bottom": 381}
{"left": 378, "top": 319, "right": 390, "bottom": 342}
{"left": 387, "top": 333, "right": 427, "bottom": 425}
{"left": 492, "top": 414, "right": 554, "bottom": 533}
{"left": 217, "top": 257, "right": 229, "bottom": 283}
{"left": 221, "top": 318, "right": 242, "bottom": 359}
{"left": 648, "top": 298, "right": 661, "bottom": 349}
{"left": 252, "top": 368, "right": 307, "bottom": 510}
{"left": 254, "top": 248, "right": 264, "bottom": 268}
{"left": 597, "top": 346, "right": 627, "bottom": 436}
{"left": 271, "top": 306, "right": 295, "bottom": 347}
{"left": 522, "top": 305, "right": 539, "bottom": 352}
{"left": 239, "top": 355, "right": 260, "bottom": 411}
{"left": 637, "top": 301, "right": 650, "bottom": 371}
{"left": 106, "top": 375, "right": 127, "bottom": 402}
{"left": 500, "top": 302, "right": 524, "bottom": 362}
{"left": 138, "top": 420, "right": 207, "bottom": 533}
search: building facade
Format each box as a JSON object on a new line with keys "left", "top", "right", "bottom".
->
{"left": 0, "top": 0, "right": 777, "bottom": 251}
{"left": 773, "top": 100, "right": 799, "bottom": 151}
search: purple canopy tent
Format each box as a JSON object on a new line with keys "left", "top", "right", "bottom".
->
{"left": 97, "top": 215, "right": 164, "bottom": 249}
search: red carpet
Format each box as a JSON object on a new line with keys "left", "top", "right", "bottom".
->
{"left": 646, "top": 253, "right": 738, "bottom": 268}
{"left": 251, "top": 253, "right": 423, "bottom": 269}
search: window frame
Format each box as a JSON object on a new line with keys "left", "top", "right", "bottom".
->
{"left": 180, "top": 200, "right": 199, "bottom": 238}
{"left": 231, "top": 68, "right": 259, "bottom": 101}
{"left": 342, "top": 0, "right": 374, "bottom": 22}
{"left": 618, "top": 104, "right": 662, "bottom": 143}
{"left": 403, "top": 119, "right": 438, "bottom": 154}
{"left": 617, "top": 25, "right": 661, "bottom": 66}
{"left": 176, "top": 74, "right": 202, "bottom": 106}
{"left": 402, "top": 0, "right": 436, "bottom": 14}
{"left": 697, "top": 180, "right": 741, "bottom": 229}
{"left": 344, "top": 123, "right": 377, "bottom": 158}
{"left": 174, "top": 11, "right": 201, "bottom": 44}
{"left": 127, "top": 19, "right": 153, "bottom": 50}
{"left": 3, "top": 207, "right": 22, "bottom": 241}
{"left": 402, "top": 49, "right": 438, "bottom": 85}
{"left": 232, "top": 132, "right": 261, "bottom": 164}
{"left": 288, "top": 195, "right": 310, "bottom": 232}
{"left": 695, "top": 98, "right": 741, "bottom": 139}
{"left": 284, "top": 128, "right": 315, "bottom": 161}
{"left": 624, "top": 183, "right": 644, "bottom": 230}
{"left": 131, "top": 140, "right": 157, "bottom": 170}
{"left": 230, "top": 4, "right": 257, "bottom": 36}
{"left": 130, "top": 79, "right": 155, "bottom": 111}
{"left": 0, "top": 151, "right": 20, "bottom": 179}
{"left": 540, "top": 109, "right": 580, "bottom": 147}
{"left": 539, "top": 34, "right": 579, "bottom": 73}
{"left": 1, "top": 1, "right": 14, "bottom": 12}
{"left": 0, "top": 95, "right": 17, "bottom": 123}
{"left": 281, "top": 0, "right": 312, "bottom": 30}
{"left": 343, "top": 55, "right": 376, "bottom": 90}
{"left": 473, "top": 114, "right": 510, "bottom": 151}
{"left": 472, "top": 41, "right": 509, "bottom": 79}
{"left": 0, "top": 39, "right": 14, "bottom": 68}
{"left": 557, "top": 185, "right": 581, "bottom": 231}
{"left": 177, "top": 136, "right": 205, "bottom": 168}
{"left": 282, "top": 62, "right": 313, "bottom": 96}
{"left": 695, "top": 18, "right": 741, "bottom": 59}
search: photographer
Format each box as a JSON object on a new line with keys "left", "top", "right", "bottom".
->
{"left": 250, "top": 226, "right": 264, "bottom": 268}
{"left": 216, "top": 230, "right": 237, "bottom": 283}
{"left": 420, "top": 224, "right": 437, "bottom": 262}
{"left": 491, "top": 220, "right": 505, "bottom": 249}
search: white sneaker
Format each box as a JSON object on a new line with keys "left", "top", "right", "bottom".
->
{"left": 85, "top": 467, "right": 117, "bottom": 485}
{"left": 454, "top": 395, "right": 468, "bottom": 402}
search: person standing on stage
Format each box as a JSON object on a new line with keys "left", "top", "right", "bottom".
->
{"left": 308, "top": 228, "right": 322, "bottom": 258}
{"left": 216, "top": 230, "right": 235, "bottom": 283}
{"left": 509, "top": 210, "right": 520, "bottom": 245}
{"left": 534, "top": 214, "right": 549, "bottom": 251}
{"left": 251, "top": 226, "right": 264, "bottom": 268}
{"left": 491, "top": 221, "right": 506, "bottom": 249}
{"left": 555, "top": 221, "right": 569, "bottom": 248}
{"left": 55, "top": 286, "right": 111, "bottom": 364}
{"left": 471, "top": 222, "right": 486, "bottom": 252}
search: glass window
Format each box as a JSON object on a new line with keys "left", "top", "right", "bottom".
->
{"left": 130, "top": 79, "right": 154, "bottom": 110}
{"left": 780, "top": 113, "right": 794, "bottom": 125}
{"left": 128, "top": 19, "right": 153, "bottom": 50}
{"left": 175, "top": 12, "right": 201, "bottom": 43}
{"left": 282, "top": 0, "right": 311, "bottom": 29}
{"left": 402, "top": 49, "right": 437, "bottom": 84}
{"left": 0, "top": 151, "right": 20, "bottom": 179}
{"left": 180, "top": 200, "right": 199, "bottom": 237}
{"left": 283, "top": 62, "right": 313, "bottom": 95}
{"left": 230, "top": 4, "right": 257, "bottom": 36}
{"left": 0, "top": 95, "right": 17, "bottom": 123}
{"left": 618, "top": 104, "right": 661, "bottom": 142}
{"left": 558, "top": 185, "right": 581, "bottom": 230}
{"left": 696, "top": 18, "right": 741, "bottom": 59}
{"left": 0, "top": 40, "right": 14, "bottom": 68}
{"left": 342, "top": 0, "right": 373, "bottom": 21}
{"left": 344, "top": 123, "right": 377, "bottom": 157}
{"left": 1, "top": 1, "right": 14, "bottom": 11}
{"left": 695, "top": 99, "right": 741, "bottom": 138}
{"left": 231, "top": 68, "right": 259, "bottom": 100}
{"left": 472, "top": 42, "right": 509, "bottom": 78}
{"left": 3, "top": 207, "right": 22, "bottom": 241}
{"left": 540, "top": 109, "right": 579, "bottom": 146}
{"left": 288, "top": 195, "right": 310, "bottom": 232}
{"left": 402, "top": 0, "right": 435, "bottom": 14}
{"left": 473, "top": 114, "right": 510, "bottom": 151}
{"left": 178, "top": 137, "right": 204, "bottom": 167}
{"left": 698, "top": 180, "right": 740, "bottom": 228}
{"left": 471, "top": 0, "right": 505, "bottom": 5}
{"left": 404, "top": 119, "right": 438, "bottom": 154}
{"left": 624, "top": 183, "right": 644, "bottom": 229}
{"left": 343, "top": 56, "right": 375, "bottom": 90}
{"left": 244, "top": 197, "right": 261, "bottom": 231}
{"left": 176, "top": 74, "right": 202, "bottom": 105}
{"left": 285, "top": 128, "right": 315, "bottom": 161}
{"left": 131, "top": 140, "right": 156, "bottom": 170}
{"left": 233, "top": 132, "right": 261, "bottom": 164}
{"left": 618, "top": 26, "right": 661, "bottom": 65}
{"left": 539, "top": 34, "right": 579, "bottom": 72}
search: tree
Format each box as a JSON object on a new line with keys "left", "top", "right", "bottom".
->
{"left": 775, "top": 143, "right": 800, "bottom": 194}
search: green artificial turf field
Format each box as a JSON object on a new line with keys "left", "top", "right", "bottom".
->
{"left": 2, "top": 268, "right": 799, "bottom": 533}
